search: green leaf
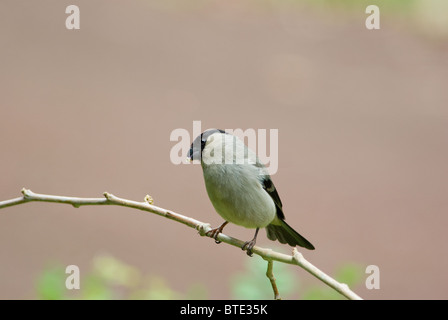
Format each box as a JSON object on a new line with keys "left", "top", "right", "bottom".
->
{"left": 35, "top": 265, "right": 67, "bottom": 300}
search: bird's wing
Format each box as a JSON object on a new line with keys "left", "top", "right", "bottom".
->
{"left": 261, "top": 175, "right": 285, "bottom": 220}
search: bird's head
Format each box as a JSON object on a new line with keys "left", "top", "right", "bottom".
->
{"left": 187, "top": 129, "right": 227, "bottom": 162}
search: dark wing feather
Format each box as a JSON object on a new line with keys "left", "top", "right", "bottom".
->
{"left": 261, "top": 176, "right": 285, "bottom": 220}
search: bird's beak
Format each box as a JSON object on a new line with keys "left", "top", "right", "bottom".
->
{"left": 187, "top": 147, "right": 201, "bottom": 163}
{"left": 186, "top": 146, "right": 195, "bottom": 163}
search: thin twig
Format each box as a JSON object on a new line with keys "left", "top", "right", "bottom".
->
{"left": 266, "top": 260, "right": 281, "bottom": 300}
{"left": 0, "top": 188, "right": 363, "bottom": 300}
{"left": 292, "top": 249, "right": 362, "bottom": 300}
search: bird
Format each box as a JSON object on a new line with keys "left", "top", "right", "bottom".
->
{"left": 187, "top": 129, "right": 315, "bottom": 256}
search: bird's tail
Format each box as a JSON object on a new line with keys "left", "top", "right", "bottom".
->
{"left": 266, "top": 220, "right": 315, "bottom": 250}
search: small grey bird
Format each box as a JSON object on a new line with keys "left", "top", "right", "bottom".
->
{"left": 188, "top": 129, "right": 315, "bottom": 256}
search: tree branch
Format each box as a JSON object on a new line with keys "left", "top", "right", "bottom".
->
{"left": 266, "top": 260, "right": 281, "bottom": 300}
{"left": 0, "top": 188, "right": 363, "bottom": 300}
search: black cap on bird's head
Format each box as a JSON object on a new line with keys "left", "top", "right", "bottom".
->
{"left": 187, "top": 129, "right": 226, "bottom": 162}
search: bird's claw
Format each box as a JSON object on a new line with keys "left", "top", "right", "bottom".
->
{"left": 206, "top": 228, "right": 222, "bottom": 244}
{"left": 241, "top": 240, "right": 256, "bottom": 257}
{"left": 205, "top": 221, "right": 229, "bottom": 244}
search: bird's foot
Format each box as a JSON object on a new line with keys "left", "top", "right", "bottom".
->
{"left": 241, "top": 239, "right": 256, "bottom": 257}
{"left": 206, "top": 228, "right": 223, "bottom": 244}
{"left": 241, "top": 228, "right": 259, "bottom": 257}
{"left": 205, "top": 221, "right": 228, "bottom": 244}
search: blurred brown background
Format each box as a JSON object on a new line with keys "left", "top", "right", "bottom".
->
{"left": 1, "top": 0, "right": 447, "bottom": 299}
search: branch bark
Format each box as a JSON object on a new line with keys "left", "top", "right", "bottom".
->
{"left": 266, "top": 260, "right": 281, "bottom": 300}
{"left": 0, "top": 188, "right": 363, "bottom": 300}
